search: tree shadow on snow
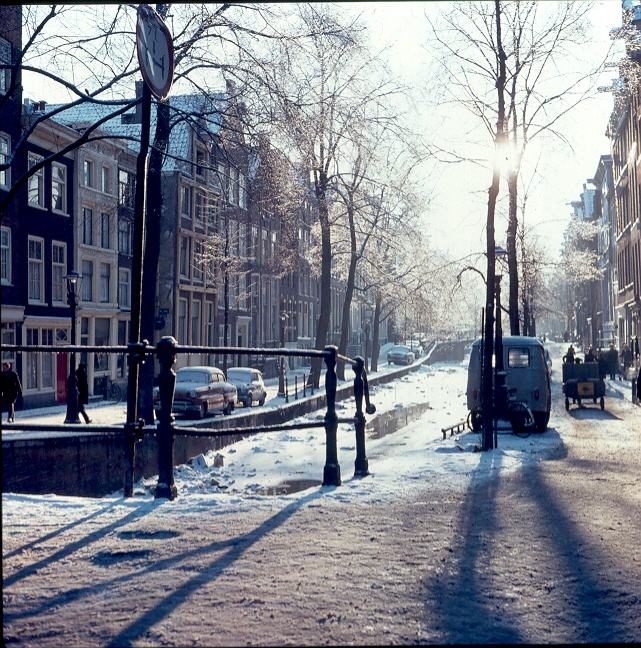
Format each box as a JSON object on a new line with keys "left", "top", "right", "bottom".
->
{"left": 419, "top": 443, "right": 630, "bottom": 643}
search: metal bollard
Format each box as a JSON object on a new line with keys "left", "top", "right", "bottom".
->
{"left": 353, "top": 356, "right": 369, "bottom": 477}
{"left": 155, "top": 336, "right": 178, "bottom": 500}
{"left": 285, "top": 376, "right": 289, "bottom": 403}
{"left": 303, "top": 374, "right": 307, "bottom": 398}
{"left": 322, "top": 345, "right": 341, "bottom": 486}
{"left": 295, "top": 375, "right": 299, "bottom": 400}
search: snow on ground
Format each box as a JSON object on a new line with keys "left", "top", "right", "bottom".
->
{"left": 3, "top": 342, "right": 637, "bottom": 526}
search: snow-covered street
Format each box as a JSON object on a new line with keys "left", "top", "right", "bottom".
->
{"left": 3, "top": 343, "right": 641, "bottom": 645}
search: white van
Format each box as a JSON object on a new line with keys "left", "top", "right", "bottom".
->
{"left": 466, "top": 336, "right": 551, "bottom": 432}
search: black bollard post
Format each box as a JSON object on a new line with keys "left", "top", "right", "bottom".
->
{"left": 303, "top": 373, "right": 307, "bottom": 398}
{"left": 353, "top": 356, "right": 369, "bottom": 477}
{"left": 295, "top": 375, "right": 299, "bottom": 400}
{"left": 323, "top": 345, "right": 341, "bottom": 486}
{"left": 285, "top": 376, "right": 289, "bottom": 403}
{"left": 155, "top": 336, "right": 178, "bottom": 500}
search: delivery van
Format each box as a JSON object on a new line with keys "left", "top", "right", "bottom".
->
{"left": 466, "top": 336, "right": 551, "bottom": 432}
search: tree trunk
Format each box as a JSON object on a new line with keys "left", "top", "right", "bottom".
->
{"left": 507, "top": 170, "right": 520, "bottom": 336}
{"left": 337, "top": 196, "right": 358, "bottom": 381}
{"left": 311, "top": 192, "right": 332, "bottom": 389}
{"left": 370, "top": 292, "right": 382, "bottom": 373}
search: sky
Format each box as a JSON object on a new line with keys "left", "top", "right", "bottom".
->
{"left": 3, "top": 341, "right": 637, "bottom": 518}
{"left": 19, "top": 1, "right": 625, "bottom": 263}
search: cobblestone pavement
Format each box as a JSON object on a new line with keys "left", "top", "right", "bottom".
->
{"left": 3, "top": 386, "right": 640, "bottom": 646}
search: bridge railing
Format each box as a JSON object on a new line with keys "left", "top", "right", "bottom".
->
{"left": 2, "top": 338, "right": 376, "bottom": 500}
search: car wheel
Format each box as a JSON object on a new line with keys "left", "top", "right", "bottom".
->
{"left": 197, "top": 403, "right": 207, "bottom": 420}
{"left": 223, "top": 401, "right": 234, "bottom": 416}
{"left": 243, "top": 396, "right": 252, "bottom": 408}
{"left": 258, "top": 393, "right": 266, "bottom": 406}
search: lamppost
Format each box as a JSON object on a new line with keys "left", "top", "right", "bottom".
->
{"left": 64, "top": 271, "right": 83, "bottom": 424}
{"left": 278, "top": 311, "right": 288, "bottom": 397}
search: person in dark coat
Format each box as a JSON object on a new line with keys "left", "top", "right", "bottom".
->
{"left": 563, "top": 345, "right": 576, "bottom": 364}
{"left": 606, "top": 343, "right": 618, "bottom": 380}
{"left": 2, "top": 361, "right": 22, "bottom": 423}
{"left": 620, "top": 343, "right": 633, "bottom": 378}
{"left": 75, "top": 362, "right": 91, "bottom": 423}
{"left": 585, "top": 347, "right": 597, "bottom": 363}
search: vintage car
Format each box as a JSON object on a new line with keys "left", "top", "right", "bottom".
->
{"left": 153, "top": 366, "right": 237, "bottom": 419}
{"left": 387, "top": 344, "right": 416, "bottom": 366}
{"left": 226, "top": 367, "right": 267, "bottom": 408}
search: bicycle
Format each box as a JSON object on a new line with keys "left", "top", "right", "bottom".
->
{"left": 504, "top": 386, "right": 534, "bottom": 437}
{"left": 106, "top": 379, "right": 124, "bottom": 403}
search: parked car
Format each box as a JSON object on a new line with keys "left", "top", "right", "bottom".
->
{"left": 153, "top": 366, "right": 237, "bottom": 419}
{"left": 412, "top": 345, "right": 424, "bottom": 359}
{"left": 226, "top": 367, "right": 267, "bottom": 408}
{"left": 387, "top": 344, "right": 415, "bottom": 366}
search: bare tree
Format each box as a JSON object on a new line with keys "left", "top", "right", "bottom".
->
{"left": 427, "top": 1, "right": 607, "bottom": 335}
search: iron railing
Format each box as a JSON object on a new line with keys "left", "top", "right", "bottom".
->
{"left": 2, "top": 338, "right": 376, "bottom": 500}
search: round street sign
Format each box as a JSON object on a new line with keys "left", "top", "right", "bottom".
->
{"left": 136, "top": 4, "right": 174, "bottom": 100}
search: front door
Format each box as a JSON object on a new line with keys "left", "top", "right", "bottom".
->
{"left": 56, "top": 352, "right": 68, "bottom": 403}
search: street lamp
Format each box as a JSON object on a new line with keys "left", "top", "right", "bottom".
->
{"left": 278, "top": 311, "right": 288, "bottom": 397}
{"left": 64, "top": 271, "right": 83, "bottom": 424}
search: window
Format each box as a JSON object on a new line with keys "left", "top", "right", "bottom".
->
{"left": 94, "top": 318, "right": 110, "bottom": 372}
{"left": 26, "top": 328, "right": 39, "bottom": 390}
{"left": 217, "top": 163, "right": 226, "bottom": 195}
{"left": 229, "top": 166, "right": 238, "bottom": 205}
{"left": 28, "top": 153, "right": 44, "bottom": 207}
{"left": 207, "top": 194, "right": 219, "bottom": 228}
{"left": 1, "top": 321, "right": 16, "bottom": 364}
{"left": 196, "top": 147, "right": 206, "bottom": 180}
{"left": 0, "top": 37, "right": 10, "bottom": 95}
{"left": 508, "top": 347, "right": 530, "bottom": 368}
{"left": 118, "top": 268, "right": 131, "bottom": 308}
{"left": 118, "top": 218, "right": 132, "bottom": 254}
{"left": 52, "top": 242, "right": 66, "bottom": 303}
{"left": 0, "top": 132, "right": 10, "bottom": 189}
{"left": 239, "top": 173, "right": 247, "bottom": 209}
{"left": 81, "top": 259, "right": 93, "bottom": 301}
{"left": 195, "top": 191, "right": 204, "bottom": 227}
{"left": 51, "top": 162, "right": 67, "bottom": 213}
{"left": 42, "top": 328, "right": 53, "bottom": 389}
{"left": 82, "top": 207, "right": 93, "bottom": 245}
{"left": 191, "top": 299, "right": 201, "bottom": 345}
{"left": 180, "top": 185, "right": 191, "bottom": 217}
{"left": 84, "top": 158, "right": 94, "bottom": 187}
{"left": 25, "top": 328, "right": 53, "bottom": 391}
{"left": 100, "top": 262, "right": 111, "bottom": 303}
{"left": 28, "top": 236, "right": 43, "bottom": 302}
{"left": 179, "top": 235, "right": 190, "bottom": 279}
{"left": 118, "top": 169, "right": 135, "bottom": 208}
{"left": 102, "top": 166, "right": 111, "bottom": 193}
{"left": 206, "top": 302, "right": 215, "bottom": 346}
{"left": 1, "top": 226, "right": 10, "bottom": 284}
{"left": 239, "top": 223, "right": 247, "bottom": 259}
{"left": 178, "top": 298, "right": 187, "bottom": 344}
{"left": 193, "top": 239, "right": 203, "bottom": 282}
{"left": 100, "top": 212, "right": 110, "bottom": 249}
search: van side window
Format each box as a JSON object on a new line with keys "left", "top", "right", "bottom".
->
{"left": 508, "top": 348, "right": 530, "bottom": 368}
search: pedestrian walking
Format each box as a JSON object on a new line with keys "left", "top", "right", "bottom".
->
{"left": 620, "top": 343, "right": 633, "bottom": 379}
{"left": 606, "top": 343, "right": 618, "bottom": 380}
{"left": 75, "top": 362, "right": 92, "bottom": 424}
{"left": 1, "top": 361, "right": 22, "bottom": 423}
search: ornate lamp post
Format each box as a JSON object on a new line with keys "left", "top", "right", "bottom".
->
{"left": 278, "top": 312, "right": 288, "bottom": 397}
{"left": 64, "top": 271, "right": 83, "bottom": 424}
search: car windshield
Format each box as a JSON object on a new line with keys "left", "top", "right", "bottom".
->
{"left": 227, "top": 369, "right": 250, "bottom": 381}
{"left": 391, "top": 346, "right": 409, "bottom": 353}
{"left": 176, "top": 370, "right": 209, "bottom": 384}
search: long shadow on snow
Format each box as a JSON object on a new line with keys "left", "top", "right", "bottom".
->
{"left": 420, "top": 428, "right": 630, "bottom": 643}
